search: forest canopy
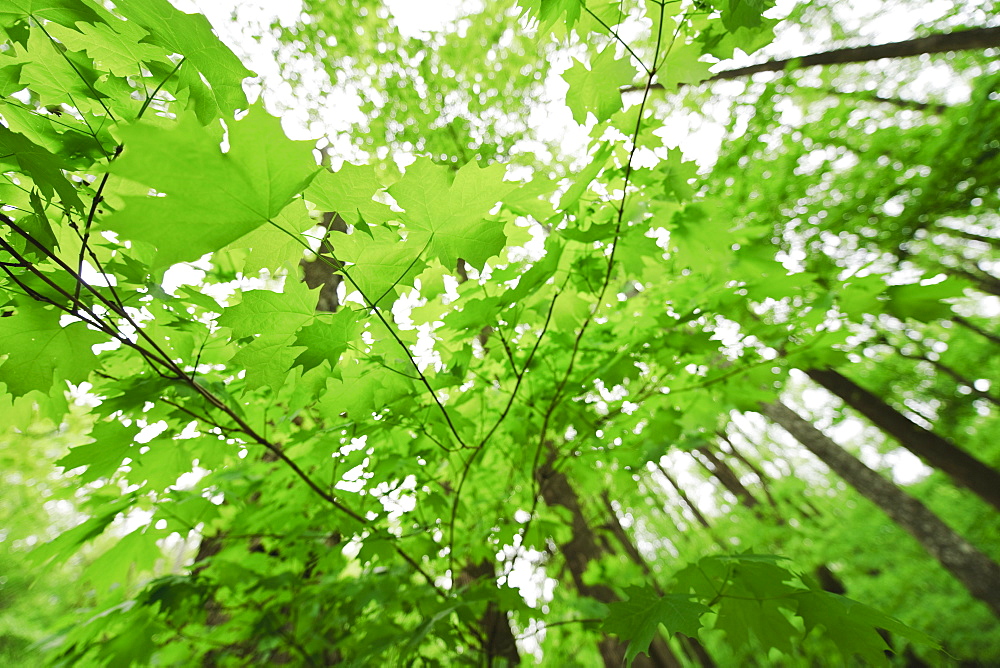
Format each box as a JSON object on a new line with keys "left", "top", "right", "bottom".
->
{"left": 1, "top": 0, "right": 999, "bottom": 665}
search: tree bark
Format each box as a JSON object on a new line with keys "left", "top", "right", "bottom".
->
{"left": 300, "top": 211, "right": 347, "bottom": 313}
{"left": 627, "top": 26, "right": 1000, "bottom": 92}
{"left": 456, "top": 559, "right": 521, "bottom": 666}
{"left": 761, "top": 401, "right": 1000, "bottom": 619}
{"left": 692, "top": 447, "right": 761, "bottom": 509}
{"left": 894, "top": 349, "right": 1000, "bottom": 408}
{"left": 805, "top": 368, "right": 1000, "bottom": 512}
{"left": 716, "top": 432, "right": 781, "bottom": 511}
{"left": 824, "top": 88, "right": 949, "bottom": 114}
{"left": 601, "top": 492, "right": 718, "bottom": 668}
{"left": 653, "top": 461, "right": 714, "bottom": 532}
{"left": 942, "top": 262, "right": 1000, "bottom": 297}
{"left": 538, "top": 458, "right": 682, "bottom": 668}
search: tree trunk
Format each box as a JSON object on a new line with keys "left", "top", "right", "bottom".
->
{"left": 716, "top": 432, "right": 781, "bottom": 511}
{"left": 692, "top": 447, "right": 761, "bottom": 509}
{"left": 805, "top": 368, "right": 1000, "bottom": 512}
{"left": 456, "top": 559, "right": 521, "bottom": 666}
{"left": 940, "top": 262, "right": 1000, "bottom": 297}
{"left": 931, "top": 224, "right": 1000, "bottom": 251}
{"left": 653, "top": 460, "right": 714, "bottom": 531}
{"left": 825, "top": 88, "right": 949, "bottom": 114}
{"left": 629, "top": 26, "right": 1000, "bottom": 92}
{"left": 894, "top": 349, "right": 1000, "bottom": 408}
{"left": 537, "top": 458, "right": 682, "bottom": 668}
{"left": 761, "top": 401, "right": 1000, "bottom": 619}
{"left": 300, "top": 211, "right": 347, "bottom": 313}
{"left": 601, "top": 492, "right": 718, "bottom": 668}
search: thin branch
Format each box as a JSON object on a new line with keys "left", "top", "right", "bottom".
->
{"left": 520, "top": 2, "right": 677, "bottom": 554}
{"left": 446, "top": 288, "right": 560, "bottom": 582}
{"left": 73, "top": 145, "right": 122, "bottom": 305}
{"left": 136, "top": 57, "right": 185, "bottom": 120}
{"left": 267, "top": 217, "right": 469, "bottom": 452}
{"left": 33, "top": 20, "right": 117, "bottom": 128}
{"left": 579, "top": 2, "right": 650, "bottom": 75}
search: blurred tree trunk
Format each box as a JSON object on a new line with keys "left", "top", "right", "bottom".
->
{"left": 805, "top": 368, "right": 1000, "bottom": 511}
{"left": 456, "top": 559, "right": 521, "bottom": 666}
{"left": 600, "top": 491, "right": 717, "bottom": 668}
{"left": 653, "top": 461, "right": 712, "bottom": 529}
{"left": 692, "top": 447, "right": 761, "bottom": 510}
{"left": 301, "top": 211, "right": 347, "bottom": 313}
{"left": 537, "top": 455, "right": 683, "bottom": 668}
{"left": 761, "top": 401, "right": 1000, "bottom": 619}
{"left": 952, "top": 315, "right": 1000, "bottom": 347}
{"left": 633, "top": 26, "right": 1000, "bottom": 93}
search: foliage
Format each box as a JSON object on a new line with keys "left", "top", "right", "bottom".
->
{"left": 0, "top": 0, "right": 998, "bottom": 665}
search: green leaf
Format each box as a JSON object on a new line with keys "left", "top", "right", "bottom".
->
{"left": 112, "top": 0, "right": 255, "bottom": 120}
{"left": 107, "top": 104, "right": 319, "bottom": 269}
{"left": 26, "top": 493, "right": 136, "bottom": 567}
{"left": 84, "top": 527, "right": 162, "bottom": 593}
{"left": 718, "top": 0, "right": 775, "bottom": 31}
{"left": 293, "top": 308, "right": 359, "bottom": 372}
{"left": 219, "top": 279, "right": 317, "bottom": 341}
{"left": 20, "top": 190, "right": 60, "bottom": 255}
{"left": 0, "top": 0, "right": 103, "bottom": 32}
{"left": 225, "top": 198, "right": 314, "bottom": 273}
{"left": 50, "top": 19, "right": 169, "bottom": 78}
{"left": 885, "top": 280, "right": 963, "bottom": 323}
{"left": 14, "top": 29, "right": 107, "bottom": 113}
{"left": 335, "top": 225, "right": 426, "bottom": 308}
{"left": 643, "top": 0, "right": 683, "bottom": 44}
{"left": 305, "top": 163, "right": 394, "bottom": 226}
{"left": 56, "top": 418, "right": 138, "bottom": 483}
{"left": 0, "top": 300, "right": 102, "bottom": 396}
{"left": 604, "top": 587, "right": 710, "bottom": 665}
{"left": 794, "top": 591, "right": 939, "bottom": 665}
{"left": 656, "top": 43, "right": 712, "bottom": 92}
{"left": 219, "top": 280, "right": 318, "bottom": 390}
{"left": 715, "top": 596, "right": 798, "bottom": 655}
{"left": 389, "top": 158, "right": 516, "bottom": 269}
{"left": 133, "top": 440, "right": 192, "bottom": 490}
{"left": 559, "top": 142, "right": 612, "bottom": 212}
{"left": 562, "top": 46, "right": 636, "bottom": 125}
{"left": 0, "top": 122, "right": 84, "bottom": 211}
{"left": 518, "top": 0, "right": 582, "bottom": 31}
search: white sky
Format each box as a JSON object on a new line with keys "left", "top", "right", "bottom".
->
{"left": 179, "top": 0, "right": 979, "bottom": 172}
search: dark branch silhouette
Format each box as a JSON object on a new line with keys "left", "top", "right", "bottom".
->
{"left": 624, "top": 26, "right": 1000, "bottom": 93}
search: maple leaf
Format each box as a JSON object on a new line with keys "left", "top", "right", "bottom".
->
{"left": 0, "top": 300, "right": 103, "bottom": 397}
{"left": 0, "top": 124, "right": 84, "bottom": 211}
{"left": 293, "top": 309, "right": 359, "bottom": 372}
{"left": 55, "top": 419, "right": 138, "bottom": 483}
{"left": 794, "top": 591, "right": 939, "bottom": 665}
{"left": 107, "top": 104, "right": 319, "bottom": 270}
{"left": 517, "top": 0, "right": 581, "bottom": 30}
{"left": 218, "top": 280, "right": 319, "bottom": 390}
{"left": 388, "top": 158, "right": 516, "bottom": 269}
{"left": 112, "top": 0, "right": 255, "bottom": 120}
{"left": 603, "top": 587, "right": 710, "bottom": 664}
{"left": 306, "top": 163, "right": 394, "bottom": 226}
{"left": 563, "top": 46, "right": 636, "bottom": 125}
{"left": 334, "top": 224, "right": 427, "bottom": 308}
{"left": 0, "top": 0, "right": 103, "bottom": 30}
{"left": 657, "top": 43, "right": 712, "bottom": 92}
